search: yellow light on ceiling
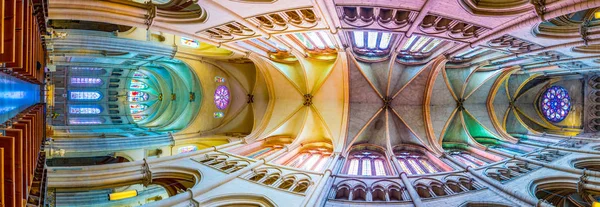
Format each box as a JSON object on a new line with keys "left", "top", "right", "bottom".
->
{"left": 595, "top": 11, "right": 600, "bottom": 19}
{"left": 592, "top": 201, "right": 600, "bottom": 207}
{"left": 109, "top": 190, "right": 138, "bottom": 201}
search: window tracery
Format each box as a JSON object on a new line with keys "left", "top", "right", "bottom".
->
{"left": 350, "top": 31, "right": 395, "bottom": 57}
{"left": 345, "top": 150, "right": 389, "bottom": 176}
{"left": 69, "top": 91, "right": 103, "bottom": 101}
{"left": 397, "top": 35, "right": 445, "bottom": 61}
{"left": 128, "top": 91, "right": 149, "bottom": 102}
{"left": 396, "top": 151, "right": 440, "bottom": 175}
{"left": 69, "top": 105, "right": 102, "bottom": 114}
{"left": 69, "top": 77, "right": 103, "bottom": 87}
{"left": 130, "top": 79, "right": 149, "bottom": 90}
{"left": 541, "top": 85, "right": 571, "bottom": 123}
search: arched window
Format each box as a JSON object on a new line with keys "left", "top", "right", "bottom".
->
{"left": 449, "top": 151, "right": 489, "bottom": 167}
{"left": 285, "top": 147, "right": 332, "bottom": 171}
{"left": 345, "top": 150, "right": 388, "bottom": 176}
{"left": 69, "top": 67, "right": 107, "bottom": 76}
{"left": 398, "top": 35, "right": 445, "bottom": 60}
{"left": 177, "top": 146, "right": 198, "bottom": 154}
{"left": 214, "top": 76, "right": 226, "bottom": 83}
{"left": 68, "top": 117, "right": 105, "bottom": 125}
{"left": 350, "top": 31, "right": 394, "bottom": 56}
{"left": 396, "top": 151, "right": 440, "bottom": 175}
{"left": 132, "top": 115, "right": 147, "bottom": 121}
{"left": 213, "top": 112, "right": 224, "bottom": 118}
{"left": 132, "top": 71, "right": 148, "bottom": 79}
{"left": 69, "top": 91, "right": 102, "bottom": 101}
{"left": 130, "top": 79, "right": 149, "bottom": 90}
{"left": 129, "top": 104, "right": 148, "bottom": 114}
{"left": 181, "top": 37, "right": 200, "bottom": 48}
{"left": 247, "top": 147, "right": 275, "bottom": 159}
{"left": 236, "top": 37, "right": 290, "bottom": 59}
{"left": 69, "top": 77, "right": 103, "bottom": 87}
{"left": 288, "top": 31, "right": 336, "bottom": 51}
{"left": 69, "top": 105, "right": 102, "bottom": 114}
{"left": 128, "top": 91, "right": 149, "bottom": 102}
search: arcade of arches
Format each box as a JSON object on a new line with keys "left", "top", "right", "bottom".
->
{"left": 5, "top": 0, "right": 600, "bottom": 206}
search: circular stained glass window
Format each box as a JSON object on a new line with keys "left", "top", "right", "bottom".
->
{"left": 541, "top": 86, "right": 571, "bottom": 123}
{"left": 214, "top": 85, "right": 230, "bottom": 110}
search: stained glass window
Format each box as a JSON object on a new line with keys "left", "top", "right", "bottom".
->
{"left": 69, "top": 105, "right": 102, "bottom": 114}
{"left": 541, "top": 85, "right": 571, "bottom": 122}
{"left": 70, "top": 77, "right": 103, "bottom": 87}
{"left": 214, "top": 85, "right": 230, "bottom": 110}
{"left": 396, "top": 151, "right": 440, "bottom": 175}
{"left": 132, "top": 115, "right": 147, "bottom": 121}
{"left": 69, "top": 117, "right": 104, "bottom": 125}
{"left": 351, "top": 31, "right": 393, "bottom": 57}
{"left": 213, "top": 112, "right": 224, "bottom": 118}
{"left": 302, "top": 155, "right": 321, "bottom": 170}
{"left": 214, "top": 76, "right": 226, "bottom": 83}
{"left": 130, "top": 79, "right": 148, "bottom": 90}
{"left": 398, "top": 35, "right": 445, "bottom": 60}
{"left": 69, "top": 91, "right": 102, "bottom": 101}
{"left": 181, "top": 37, "right": 200, "bottom": 48}
{"left": 177, "top": 146, "right": 198, "bottom": 154}
{"left": 347, "top": 159, "right": 359, "bottom": 175}
{"left": 361, "top": 158, "right": 372, "bottom": 175}
{"left": 247, "top": 147, "right": 272, "bottom": 159}
{"left": 132, "top": 71, "right": 148, "bottom": 79}
{"left": 289, "top": 153, "right": 309, "bottom": 168}
{"left": 313, "top": 156, "right": 329, "bottom": 171}
{"left": 374, "top": 159, "right": 386, "bottom": 176}
{"left": 128, "top": 91, "right": 149, "bottom": 102}
{"left": 353, "top": 31, "right": 364, "bottom": 48}
{"left": 129, "top": 104, "right": 148, "bottom": 114}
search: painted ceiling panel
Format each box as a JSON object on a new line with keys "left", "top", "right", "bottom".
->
{"left": 216, "top": 62, "right": 257, "bottom": 94}
{"left": 217, "top": 105, "right": 254, "bottom": 134}
{"left": 271, "top": 61, "right": 307, "bottom": 94}
{"left": 463, "top": 70, "right": 502, "bottom": 101}
{"left": 515, "top": 79, "right": 548, "bottom": 104}
{"left": 297, "top": 55, "right": 337, "bottom": 94}
{"left": 312, "top": 58, "right": 347, "bottom": 147}
{"left": 430, "top": 69, "right": 456, "bottom": 106}
{"left": 348, "top": 55, "right": 384, "bottom": 104}
{"left": 266, "top": 106, "right": 307, "bottom": 138}
{"left": 507, "top": 74, "right": 531, "bottom": 100}
{"left": 392, "top": 105, "right": 429, "bottom": 147}
{"left": 295, "top": 107, "right": 333, "bottom": 144}
{"left": 390, "top": 64, "right": 428, "bottom": 98}
{"left": 349, "top": 111, "right": 387, "bottom": 147}
{"left": 505, "top": 109, "right": 530, "bottom": 135}
{"left": 464, "top": 104, "right": 500, "bottom": 138}
{"left": 465, "top": 72, "right": 501, "bottom": 105}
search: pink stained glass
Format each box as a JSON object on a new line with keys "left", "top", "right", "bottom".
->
{"left": 214, "top": 85, "right": 230, "bottom": 110}
{"left": 374, "top": 159, "right": 386, "bottom": 175}
{"left": 361, "top": 159, "right": 372, "bottom": 176}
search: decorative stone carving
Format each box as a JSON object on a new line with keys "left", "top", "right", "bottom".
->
{"left": 197, "top": 22, "right": 257, "bottom": 41}
{"left": 419, "top": 14, "right": 489, "bottom": 40}
{"left": 337, "top": 6, "right": 416, "bottom": 31}
{"left": 247, "top": 8, "right": 319, "bottom": 32}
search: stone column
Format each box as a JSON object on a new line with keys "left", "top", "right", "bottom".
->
{"left": 390, "top": 156, "right": 424, "bottom": 207}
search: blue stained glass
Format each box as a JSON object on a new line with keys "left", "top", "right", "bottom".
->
{"left": 69, "top": 105, "right": 102, "bottom": 114}
{"left": 541, "top": 85, "right": 571, "bottom": 123}
{"left": 69, "top": 91, "right": 102, "bottom": 101}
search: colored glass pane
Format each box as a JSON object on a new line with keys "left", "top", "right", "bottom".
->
{"left": 541, "top": 85, "right": 571, "bottom": 122}
{"left": 70, "top": 91, "right": 102, "bottom": 101}
{"left": 248, "top": 147, "right": 272, "bottom": 159}
{"left": 353, "top": 31, "right": 364, "bottom": 48}
{"left": 213, "top": 112, "right": 224, "bottom": 118}
{"left": 294, "top": 33, "right": 314, "bottom": 50}
{"left": 367, "top": 32, "right": 378, "bottom": 49}
{"left": 214, "top": 85, "right": 230, "bottom": 110}
{"left": 307, "top": 32, "right": 325, "bottom": 49}
{"left": 69, "top": 105, "right": 102, "bottom": 114}
{"left": 70, "top": 77, "right": 103, "bottom": 87}
{"left": 318, "top": 31, "right": 336, "bottom": 49}
{"left": 347, "top": 159, "right": 359, "bottom": 175}
{"left": 379, "top": 32, "right": 392, "bottom": 49}
{"left": 69, "top": 117, "right": 104, "bottom": 125}
{"left": 177, "top": 145, "right": 198, "bottom": 154}
{"left": 214, "top": 76, "right": 226, "bottom": 83}
{"left": 302, "top": 154, "right": 321, "bottom": 170}
{"left": 361, "top": 158, "right": 372, "bottom": 175}
{"left": 128, "top": 91, "right": 149, "bottom": 102}
{"left": 313, "top": 156, "right": 329, "bottom": 171}
{"left": 129, "top": 104, "right": 148, "bottom": 114}
{"left": 133, "top": 71, "right": 148, "bottom": 79}
{"left": 374, "top": 159, "right": 386, "bottom": 175}
{"left": 181, "top": 37, "right": 200, "bottom": 48}
{"left": 130, "top": 79, "right": 148, "bottom": 89}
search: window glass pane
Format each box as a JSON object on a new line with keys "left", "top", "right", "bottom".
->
{"left": 69, "top": 105, "right": 102, "bottom": 114}
{"left": 69, "top": 117, "right": 104, "bottom": 125}
{"left": 294, "top": 33, "right": 314, "bottom": 50}
{"left": 130, "top": 79, "right": 148, "bottom": 90}
{"left": 422, "top": 39, "right": 442, "bottom": 53}
{"left": 353, "top": 31, "right": 364, "bottom": 48}
{"left": 263, "top": 38, "right": 289, "bottom": 51}
{"left": 318, "top": 31, "right": 336, "bottom": 49}
{"left": 289, "top": 153, "right": 309, "bottom": 168}
{"left": 247, "top": 147, "right": 272, "bottom": 159}
{"left": 374, "top": 159, "right": 386, "bottom": 175}
{"left": 419, "top": 159, "right": 438, "bottom": 173}
{"left": 453, "top": 154, "right": 477, "bottom": 167}
{"left": 348, "top": 159, "right": 359, "bottom": 175}
{"left": 236, "top": 41, "right": 268, "bottom": 56}
{"left": 70, "top": 77, "right": 103, "bottom": 87}
{"left": 69, "top": 91, "right": 102, "bottom": 101}
{"left": 462, "top": 153, "right": 486, "bottom": 166}
{"left": 133, "top": 71, "right": 148, "bottom": 79}
{"left": 401, "top": 36, "right": 417, "bottom": 51}
{"left": 407, "top": 159, "right": 426, "bottom": 174}
{"left": 410, "top": 36, "right": 431, "bottom": 52}
{"left": 250, "top": 38, "right": 277, "bottom": 52}
{"left": 129, "top": 104, "right": 148, "bottom": 114}
{"left": 378, "top": 32, "right": 392, "bottom": 49}
{"left": 307, "top": 32, "right": 325, "bottom": 49}
{"left": 177, "top": 146, "right": 198, "bottom": 153}
{"left": 367, "top": 32, "right": 378, "bottom": 49}
{"left": 361, "top": 158, "right": 372, "bottom": 176}
{"left": 181, "top": 37, "right": 200, "bottom": 48}
{"left": 397, "top": 159, "right": 414, "bottom": 174}
{"left": 128, "top": 91, "right": 149, "bottom": 102}
{"left": 312, "top": 156, "right": 329, "bottom": 171}
{"left": 302, "top": 154, "right": 321, "bottom": 170}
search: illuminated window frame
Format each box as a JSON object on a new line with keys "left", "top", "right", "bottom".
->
{"left": 350, "top": 31, "right": 395, "bottom": 57}
{"left": 395, "top": 151, "right": 441, "bottom": 175}
{"left": 397, "top": 35, "right": 445, "bottom": 60}
{"left": 236, "top": 37, "right": 291, "bottom": 59}
{"left": 69, "top": 91, "right": 103, "bottom": 101}
{"left": 286, "top": 31, "right": 336, "bottom": 52}
{"left": 69, "top": 77, "right": 103, "bottom": 87}
{"left": 181, "top": 37, "right": 200, "bottom": 48}
{"left": 345, "top": 150, "right": 388, "bottom": 176}
{"left": 69, "top": 105, "right": 102, "bottom": 114}
{"left": 68, "top": 117, "right": 105, "bottom": 125}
